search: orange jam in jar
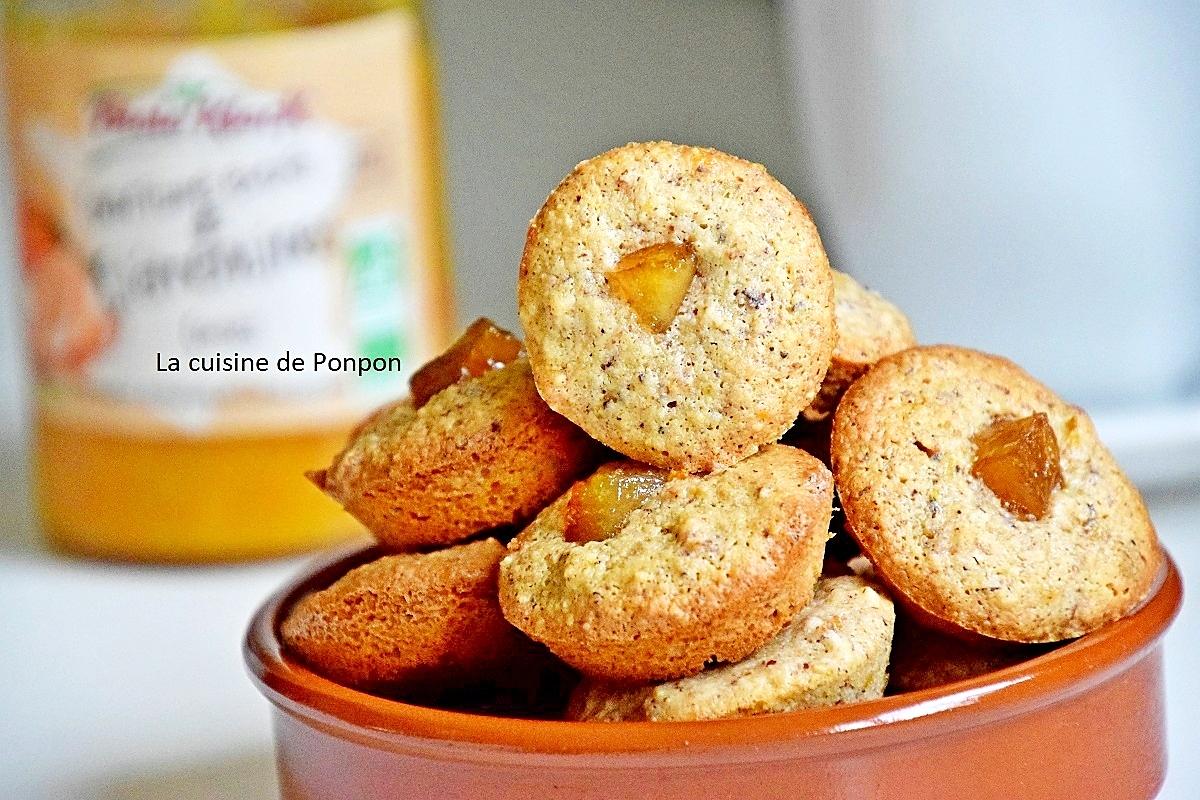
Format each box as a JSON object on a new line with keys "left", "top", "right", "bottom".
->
{"left": 5, "top": 0, "right": 452, "bottom": 561}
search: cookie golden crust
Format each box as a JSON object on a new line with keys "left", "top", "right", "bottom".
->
{"left": 887, "top": 615, "right": 1048, "bottom": 694}
{"left": 568, "top": 576, "right": 894, "bottom": 721}
{"left": 518, "top": 141, "right": 835, "bottom": 472}
{"left": 831, "top": 345, "right": 1161, "bottom": 643}
{"left": 314, "top": 358, "right": 598, "bottom": 550}
{"left": 801, "top": 270, "right": 915, "bottom": 422}
{"left": 280, "top": 539, "right": 530, "bottom": 691}
{"left": 498, "top": 445, "right": 833, "bottom": 682}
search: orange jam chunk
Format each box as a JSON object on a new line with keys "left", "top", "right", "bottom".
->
{"left": 971, "top": 412, "right": 1065, "bottom": 520}
{"left": 409, "top": 317, "right": 522, "bottom": 408}
{"left": 607, "top": 242, "right": 698, "bottom": 333}
{"left": 565, "top": 463, "right": 666, "bottom": 544}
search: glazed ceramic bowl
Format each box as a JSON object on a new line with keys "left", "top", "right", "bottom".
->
{"left": 245, "top": 546, "right": 1182, "bottom": 800}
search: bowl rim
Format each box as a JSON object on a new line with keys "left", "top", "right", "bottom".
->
{"left": 244, "top": 544, "right": 1181, "bottom": 757}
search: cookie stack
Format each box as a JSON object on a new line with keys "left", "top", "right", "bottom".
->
{"left": 282, "top": 142, "right": 1162, "bottom": 721}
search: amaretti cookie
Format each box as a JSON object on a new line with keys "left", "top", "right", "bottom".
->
{"left": 518, "top": 141, "right": 835, "bottom": 472}
{"left": 831, "top": 345, "right": 1161, "bottom": 643}
{"left": 887, "top": 615, "right": 1048, "bottom": 694}
{"left": 499, "top": 444, "right": 833, "bottom": 682}
{"left": 801, "top": 270, "right": 915, "bottom": 422}
{"left": 568, "top": 575, "right": 895, "bottom": 721}
{"left": 311, "top": 320, "right": 598, "bottom": 550}
{"left": 281, "top": 539, "right": 530, "bottom": 691}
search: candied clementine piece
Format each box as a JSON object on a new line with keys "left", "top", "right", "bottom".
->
{"left": 971, "top": 412, "right": 1065, "bottom": 520}
{"left": 565, "top": 463, "right": 666, "bottom": 544}
{"left": 409, "top": 317, "right": 522, "bottom": 408}
{"left": 607, "top": 242, "right": 697, "bottom": 333}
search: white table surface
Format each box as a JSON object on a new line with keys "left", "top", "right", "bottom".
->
{"left": 0, "top": 451, "right": 1197, "bottom": 799}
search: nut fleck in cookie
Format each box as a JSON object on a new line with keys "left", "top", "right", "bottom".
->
{"left": 568, "top": 575, "right": 894, "bottom": 721}
{"left": 801, "top": 270, "right": 915, "bottom": 422}
{"left": 281, "top": 539, "right": 530, "bottom": 691}
{"left": 831, "top": 345, "right": 1161, "bottom": 643}
{"left": 499, "top": 445, "right": 833, "bottom": 682}
{"left": 518, "top": 141, "right": 835, "bottom": 472}
{"left": 312, "top": 346, "right": 598, "bottom": 550}
{"left": 887, "top": 615, "right": 1049, "bottom": 694}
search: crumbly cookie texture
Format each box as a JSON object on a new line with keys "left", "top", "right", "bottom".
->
{"left": 831, "top": 345, "right": 1161, "bottom": 643}
{"left": 887, "top": 615, "right": 1048, "bottom": 694}
{"left": 801, "top": 270, "right": 915, "bottom": 422}
{"left": 569, "top": 575, "right": 894, "bottom": 721}
{"left": 498, "top": 445, "right": 833, "bottom": 682}
{"left": 312, "top": 358, "right": 597, "bottom": 550}
{"left": 518, "top": 141, "right": 835, "bottom": 472}
{"left": 280, "top": 539, "right": 531, "bottom": 691}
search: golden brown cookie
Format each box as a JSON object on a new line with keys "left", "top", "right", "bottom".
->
{"left": 568, "top": 575, "right": 894, "bottom": 721}
{"left": 518, "top": 141, "right": 835, "bottom": 472}
{"left": 887, "top": 615, "right": 1050, "bottom": 694}
{"left": 831, "top": 345, "right": 1161, "bottom": 643}
{"left": 801, "top": 270, "right": 915, "bottom": 422}
{"left": 281, "top": 539, "right": 530, "bottom": 691}
{"left": 499, "top": 444, "right": 833, "bottom": 682}
{"left": 311, "top": 357, "right": 598, "bottom": 550}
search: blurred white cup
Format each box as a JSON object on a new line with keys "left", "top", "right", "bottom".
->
{"left": 781, "top": 1, "right": 1200, "bottom": 409}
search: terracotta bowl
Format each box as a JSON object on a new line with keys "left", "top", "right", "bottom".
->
{"left": 245, "top": 546, "right": 1182, "bottom": 800}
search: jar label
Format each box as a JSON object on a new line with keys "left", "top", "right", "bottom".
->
{"left": 7, "top": 11, "right": 449, "bottom": 435}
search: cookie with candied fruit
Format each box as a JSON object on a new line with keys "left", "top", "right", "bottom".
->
{"left": 831, "top": 345, "right": 1161, "bottom": 643}
{"left": 499, "top": 445, "right": 833, "bottom": 682}
{"left": 518, "top": 141, "right": 835, "bottom": 472}
{"left": 311, "top": 319, "right": 598, "bottom": 550}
